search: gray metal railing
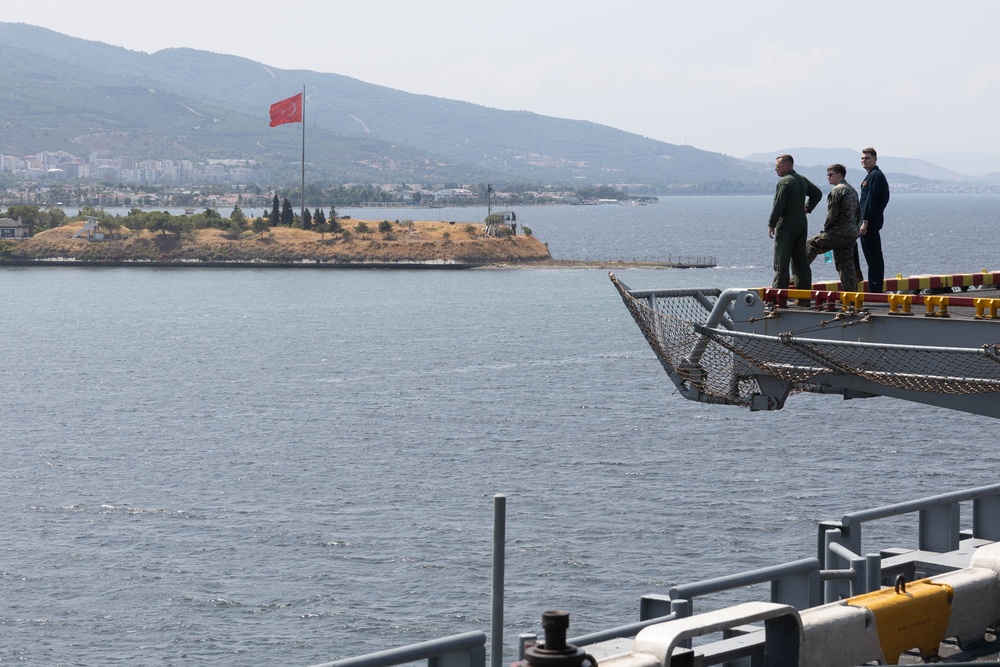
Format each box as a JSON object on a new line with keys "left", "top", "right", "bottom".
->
{"left": 308, "top": 631, "right": 486, "bottom": 667}
{"left": 666, "top": 557, "right": 822, "bottom": 618}
{"left": 820, "top": 482, "right": 1000, "bottom": 557}
{"left": 820, "top": 532, "right": 882, "bottom": 602}
{"left": 818, "top": 482, "right": 1000, "bottom": 598}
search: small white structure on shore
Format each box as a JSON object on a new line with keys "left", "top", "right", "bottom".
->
{"left": 485, "top": 210, "right": 517, "bottom": 238}
{"left": 71, "top": 216, "right": 104, "bottom": 240}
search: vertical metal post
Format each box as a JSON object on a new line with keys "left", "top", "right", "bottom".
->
{"left": 866, "top": 553, "right": 882, "bottom": 594}
{"left": 823, "top": 529, "right": 840, "bottom": 603}
{"left": 670, "top": 598, "right": 691, "bottom": 618}
{"left": 669, "top": 599, "right": 692, "bottom": 649}
{"left": 850, "top": 554, "right": 866, "bottom": 598}
{"left": 974, "top": 494, "right": 1000, "bottom": 540}
{"left": 491, "top": 494, "right": 506, "bottom": 667}
{"left": 919, "top": 502, "right": 960, "bottom": 552}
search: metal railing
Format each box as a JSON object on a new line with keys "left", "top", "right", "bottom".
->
{"left": 664, "top": 558, "right": 822, "bottom": 618}
{"left": 821, "top": 482, "right": 1000, "bottom": 554}
{"left": 308, "top": 631, "right": 487, "bottom": 667}
{"left": 819, "top": 482, "right": 1000, "bottom": 598}
{"left": 662, "top": 484, "right": 1000, "bottom": 613}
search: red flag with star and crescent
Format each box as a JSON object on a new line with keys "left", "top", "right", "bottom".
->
{"left": 269, "top": 93, "right": 303, "bottom": 127}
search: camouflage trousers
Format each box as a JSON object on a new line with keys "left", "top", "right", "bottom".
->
{"left": 806, "top": 227, "right": 859, "bottom": 292}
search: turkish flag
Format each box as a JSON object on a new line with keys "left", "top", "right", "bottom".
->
{"left": 269, "top": 93, "right": 303, "bottom": 127}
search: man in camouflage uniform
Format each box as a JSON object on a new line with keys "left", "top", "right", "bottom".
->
{"left": 806, "top": 163, "right": 860, "bottom": 292}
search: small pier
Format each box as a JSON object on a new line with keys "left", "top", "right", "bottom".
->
{"left": 531, "top": 256, "right": 717, "bottom": 270}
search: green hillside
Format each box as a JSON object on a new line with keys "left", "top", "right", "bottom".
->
{"left": 0, "top": 22, "right": 772, "bottom": 188}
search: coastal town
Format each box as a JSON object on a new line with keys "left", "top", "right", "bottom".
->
{"left": 3, "top": 148, "right": 997, "bottom": 215}
{"left": 0, "top": 148, "right": 656, "bottom": 210}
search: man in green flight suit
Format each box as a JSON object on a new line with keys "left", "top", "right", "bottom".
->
{"left": 768, "top": 154, "right": 822, "bottom": 301}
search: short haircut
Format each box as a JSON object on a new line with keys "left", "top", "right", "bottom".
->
{"left": 828, "top": 163, "right": 847, "bottom": 176}
{"left": 776, "top": 154, "right": 794, "bottom": 166}
{"left": 862, "top": 147, "right": 877, "bottom": 158}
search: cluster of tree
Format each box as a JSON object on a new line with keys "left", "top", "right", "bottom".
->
{"left": 573, "top": 184, "right": 636, "bottom": 201}
{"left": 308, "top": 184, "right": 398, "bottom": 207}
{"left": 0, "top": 204, "right": 338, "bottom": 242}
{"left": 258, "top": 195, "right": 345, "bottom": 239}
{"left": 78, "top": 206, "right": 245, "bottom": 239}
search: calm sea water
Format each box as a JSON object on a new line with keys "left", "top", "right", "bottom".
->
{"left": 2, "top": 194, "right": 999, "bottom": 665}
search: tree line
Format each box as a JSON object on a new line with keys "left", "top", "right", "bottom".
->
{"left": 1, "top": 197, "right": 347, "bottom": 241}
{"left": 1, "top": 180, "right": 651, "bottom": 212}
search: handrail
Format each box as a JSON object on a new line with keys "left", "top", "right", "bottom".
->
{"left": 841, "top": 482, "right": 1000, "bottom": 526}
{"left": 667, "top": 557, "right": 821, "bottom": 616}
{"left": 822, "top": 482, "right": 1000, "bottom": 561}
{"left": 668, "top": 558, "right": 819, "bottom": 602}
{"left": 309, "top": 631, "right": 486, "bottom": 667}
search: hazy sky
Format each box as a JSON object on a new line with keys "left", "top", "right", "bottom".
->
{"left": 7, "top": 1, "right": 1000, "bottom": 158}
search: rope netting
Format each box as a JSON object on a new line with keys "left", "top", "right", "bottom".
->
{"left": 612, "top": 274, "right": 1000, "bottom": 404}
{"left": 701, "top": 328, "right": 1000, "bottom": 395}
{"left": 612, "top": 276, "right": 761, "bottom": 405}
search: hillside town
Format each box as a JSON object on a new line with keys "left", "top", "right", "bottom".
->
{"left": 1, "top": 150, "right": 268, "bottom": 184}
{"left": 0, "top": 149, "right": 658, "bottom": 210}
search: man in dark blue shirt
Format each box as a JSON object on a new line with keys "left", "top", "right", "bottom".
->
{"left": 857, "top": 147, "right": 890, "bottom": 292}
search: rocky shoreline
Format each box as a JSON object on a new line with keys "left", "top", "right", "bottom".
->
{"left": 0, "top": 258, "right": 701, "bottom": 270}
{"left": 0, "top": 257, "right": 493, "bottom": 269}
{"left": 1, "top": 220, "right": 551, "bottom": 267}
{"left": 0, "top": 221, "right": 714, "bottom": 270}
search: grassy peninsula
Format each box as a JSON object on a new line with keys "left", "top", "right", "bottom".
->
{"left": 1, "top": 219, "right": 552, "bottom": 267}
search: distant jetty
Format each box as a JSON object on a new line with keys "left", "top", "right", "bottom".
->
{"left": 482, "top": 258, "right": 717, "bottom": 270}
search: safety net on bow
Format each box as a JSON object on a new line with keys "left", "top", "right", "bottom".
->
{"left": 611, "top": 273, "right": 1000, "bottom": 406}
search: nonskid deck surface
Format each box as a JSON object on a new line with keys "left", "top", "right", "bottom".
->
{"left": 766, "top": 285, "right": 1000, "bottom": 320}
{"left": 780, "top": 270, "right": 1000, "bottom": 321}
{"left": 905, "top": 636, "right": 1000, "bottom": 663}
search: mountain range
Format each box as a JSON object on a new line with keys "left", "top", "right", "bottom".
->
{"left": 0, "top": 23, "right": 775, "bottom": 189}
{"left": 2, "top": 22, "right": 997, "bottom": 191}
{"left": 744, "top": 148, "right": 1000, "bottom": 184}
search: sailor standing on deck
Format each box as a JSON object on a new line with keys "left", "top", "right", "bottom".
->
{"left": 768, "top": 154, "right": 822, "bottom": 300}
{"left": 857, "top": 147, "right": 890, "bottom": 292}
{"left": 806, "top": 164, "right": 860, "bottom": 292}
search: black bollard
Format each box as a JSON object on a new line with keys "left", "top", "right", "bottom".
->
{"left": 519, "top": 611, "right": 597, "bottom": 667}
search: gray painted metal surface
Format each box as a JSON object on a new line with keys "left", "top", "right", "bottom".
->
{"left": 309, "top": 631, "right": 486, "bottom": 667}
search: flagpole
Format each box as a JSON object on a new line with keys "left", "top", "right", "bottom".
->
{"left": 300, "top": 85, "right": 306, "bottom": 225}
